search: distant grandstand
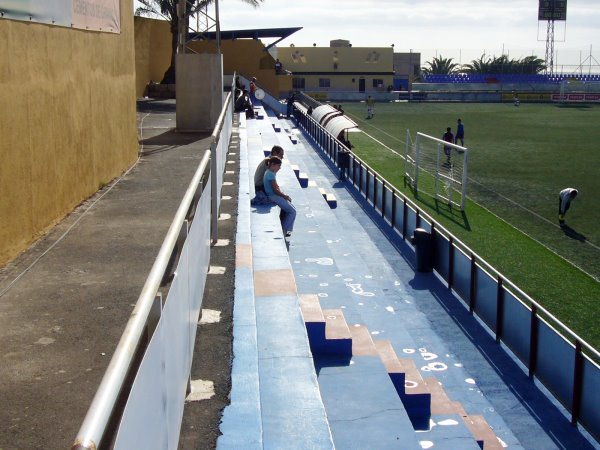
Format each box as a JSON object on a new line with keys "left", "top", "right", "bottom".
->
{"left": 421, "top": 73, "right": 600, "bottom": 84}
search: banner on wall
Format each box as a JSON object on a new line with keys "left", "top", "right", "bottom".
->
{"left": 0, "top": 0, "right": 120, "bottom": 33}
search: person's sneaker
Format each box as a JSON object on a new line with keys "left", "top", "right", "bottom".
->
{"left": 285, "top": 231, "right": 292, "bottom": 237}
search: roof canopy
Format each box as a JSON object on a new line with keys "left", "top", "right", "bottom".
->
{"left": 311, "top": 104, "right": 340, "bottom": 125}
{"left": 189, "top": 27, "right": 302, "bottom": 50}
{"left": 325, "top": 115, "right": 358, "bottom": 138}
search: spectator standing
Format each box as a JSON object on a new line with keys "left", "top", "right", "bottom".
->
{"left": 264, "top": 156, "right": 296, "bottom": 236}
{"left": 234, "top": 88, "right": 254, "bottom": 119}
{"left": 251, "top": 146, "right": 284, "bottom": 205}
{"left": 286, "top": 92, "right": 296, "bottom": 118}
{"left": 558, "top": 188, "right": 578, "bottom": 225}
{"left": 455, "top": 118, "right": 465, "bottom": 146}
{"left": 442, "top": 127, "right": 454, "bottom": 166}
{"left": 234, "top": 76, "right": 242, "bottom": 99}
{"left": 250, "top": 77, "right": 257, "bottom": 103}
{"left": 274, "top": 59, "right": 283, "bottom": 74}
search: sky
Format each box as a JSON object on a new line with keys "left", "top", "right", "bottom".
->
{"left": 135, "top": 0, "right": 600, "bottom": 71}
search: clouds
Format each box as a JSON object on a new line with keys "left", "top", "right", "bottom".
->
{"left": 135, "top": 1, "right": 600, "bottom": 67}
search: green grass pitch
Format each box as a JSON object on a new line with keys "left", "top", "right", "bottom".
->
{"left": 339, "top": 101, "right": 600, "bottom": 351}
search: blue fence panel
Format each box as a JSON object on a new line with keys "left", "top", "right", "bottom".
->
{"left": 453, "top": 248, "right": 471, "bottom": 301}
{"left": 375, "top": 179, "right": 384, "bottom": 213}
{"left": 580, "top": 357, "right": 600, "bottom": 440}
{"left": 500, "top": 290, "right": 531, "bottom": 365}
{"left": 394, "top": 198, "right": 405, "bottom": 237}
{"left": 419, "top": 220, "right": 432, "bottom": 233}
{"left": 536, "top": 320, "right": 575, "bottom": 409}
{"left": 360, "top": 166, "right": 368, "bottom": 195}
{"left": 474, "top": 267, "right": 497, "bottom": 330}
{"left": 384, "top": 187, "right": 394, "bottom": 224}
{"left": 405, "top": 207, "right": 418, "bottom": 242}
{"left": 433, "top": 233, "right": 450, "bottom": 281}
{"left": 367, "top": 171, "right": 376, "bottom": 205}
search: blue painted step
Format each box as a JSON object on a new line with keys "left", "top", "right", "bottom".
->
{"left": 317, "top": 355, "right": 421, "bottom": 449}
{"left": 300, "top": 294, "right": 352, "bottom": 357}
{"left": 375, "top": 340, "right": 432, "bottom": 431}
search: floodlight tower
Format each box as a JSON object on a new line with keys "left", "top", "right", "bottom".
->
{"left": 538, "top": 1, "right": 567, "bottom": 75}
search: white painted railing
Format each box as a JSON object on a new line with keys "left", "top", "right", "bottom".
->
{"left": 71, "top": 90, "right": 235, "bottom": 450}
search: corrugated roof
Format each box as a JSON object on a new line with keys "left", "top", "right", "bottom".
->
{"left": 325, "top": 115, "right": 358, "bottom": 138}
{"left": 311, "top": 105, "right": 340, "bottom": 125}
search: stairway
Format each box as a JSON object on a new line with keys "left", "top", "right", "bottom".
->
{"left": 301, "top": 294, "right": 501, "bottom": 449}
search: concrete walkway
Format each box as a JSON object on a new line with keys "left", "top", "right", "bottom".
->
{"left": 0, "top": 99, "right": 229, "bottom": 450}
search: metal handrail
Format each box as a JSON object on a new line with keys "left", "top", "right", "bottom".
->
{"left": 295, "top": 104, "right": 600, "bottom": 362}
{"left": 71, "top": 151, "right": 211, "bottom": 450}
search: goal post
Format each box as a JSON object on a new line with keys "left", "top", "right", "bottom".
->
{"left": 404, "top": 131, "right": 469, "bottom": 210}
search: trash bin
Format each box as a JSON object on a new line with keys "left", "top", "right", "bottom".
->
{"left": 337, "top": 150, "right": 350, "bottom": 180}
{"left": 411, "top": 228, "right": 434, "bottom": 272}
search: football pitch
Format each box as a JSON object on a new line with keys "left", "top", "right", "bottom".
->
{"left": 340, "top": 101, "right": 600, "bottom": 349}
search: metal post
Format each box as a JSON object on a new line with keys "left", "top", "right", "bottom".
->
{"left": 211, "top": 140, "right": 218, "bottom": 244}
{"left": 571, "top": 340, "right": 584, "bottom": 425}
{"left": 461, "top": 147, "right": 469, "bottom": 211}
{"left": 215, "top": 0, "right": 221, "bottom": 54}
{"left": 469, "top": 254, "right": 477, "bottom": 313}
{"left": 496, "top": 277, "right": 505, "bottom": 342}
{"left": 529, "top": 305, "right": 539, "bottom": 377}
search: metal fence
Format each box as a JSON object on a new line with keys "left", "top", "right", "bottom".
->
{"left": 293, "top": 103, "right": 600, "bottom": 443}
{"left": 71, "top": 91, "right": 234, "bottom": 450}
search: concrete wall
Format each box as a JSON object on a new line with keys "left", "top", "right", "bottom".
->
{"left": 0, "top": 0, "right": 138, "bottom": 266}
{"left": 176, "top": 53, "right": 223, "bottom": 131}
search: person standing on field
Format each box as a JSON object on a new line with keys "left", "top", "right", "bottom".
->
{"left": 442, "top": 127, "right": 454, "bottom": 166}
{"left": 455, "top": 118, "right": 465, "bottom": 146}
{"left": 558, "top": 188, "right": 578, "bottom": 225}
{"left": 366, "top": 95, "right": 375, "bottom": 119}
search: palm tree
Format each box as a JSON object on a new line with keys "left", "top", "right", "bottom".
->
{"left": 421, "top": 56, "right": 459, "bottom": 75}
{"left": 463, "top": 53, "right": 546, "bottom": 74}
{"left": 135, "top": 0, "right": 263, "bottom": 83}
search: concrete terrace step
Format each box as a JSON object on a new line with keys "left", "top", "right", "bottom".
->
{"left": 375, "top": 340, "right": 432, "bottom": 430}
{"left": 219, "top": 113, "right": 334, "bottom": 450}
{"left": 318, "top": 187, "right": 337, "bottom": 209}
{"left": 425, "top": 377, "right": 503, "bottom": 450}
{"left": 317, "top": 355, "right": 421, "bottom": 450}
{"left": 299, "top": 294, "right": 352, "bottom": 357}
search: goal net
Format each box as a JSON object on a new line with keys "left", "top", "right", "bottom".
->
{"left": 404, "top": 131, "right": 469, "bottom": 210}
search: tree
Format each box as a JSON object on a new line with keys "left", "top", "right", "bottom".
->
{"left": 135, "top": 0, "right": 263, "bottom": 84}
{"left": 462, "top": 53, "right": 546, "bottom": 74}
{"left": 421, "top": 56, "right": 459, "bottom": 75}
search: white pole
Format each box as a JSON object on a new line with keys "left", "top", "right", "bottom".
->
{"left": 215, "top": 0, "right": 221, "bottom": 55}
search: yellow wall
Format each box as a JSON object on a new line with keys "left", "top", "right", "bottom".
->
{"left": 189, "top": 39, "right": 292, "bottom": 98}
{"left": 277, "top": 46, "right": 393, "bottom": 92}
{"left": 0, "top": 0, "right": 138, "bottom": 266}
{"left": 278, "top": 46, "right": 393, "bottom": 73}
{"left": 134, "top": 16, "right": 172, "bottom": 96}
{"left": 133, "top": 17, "right": 291, "bottom": 98}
